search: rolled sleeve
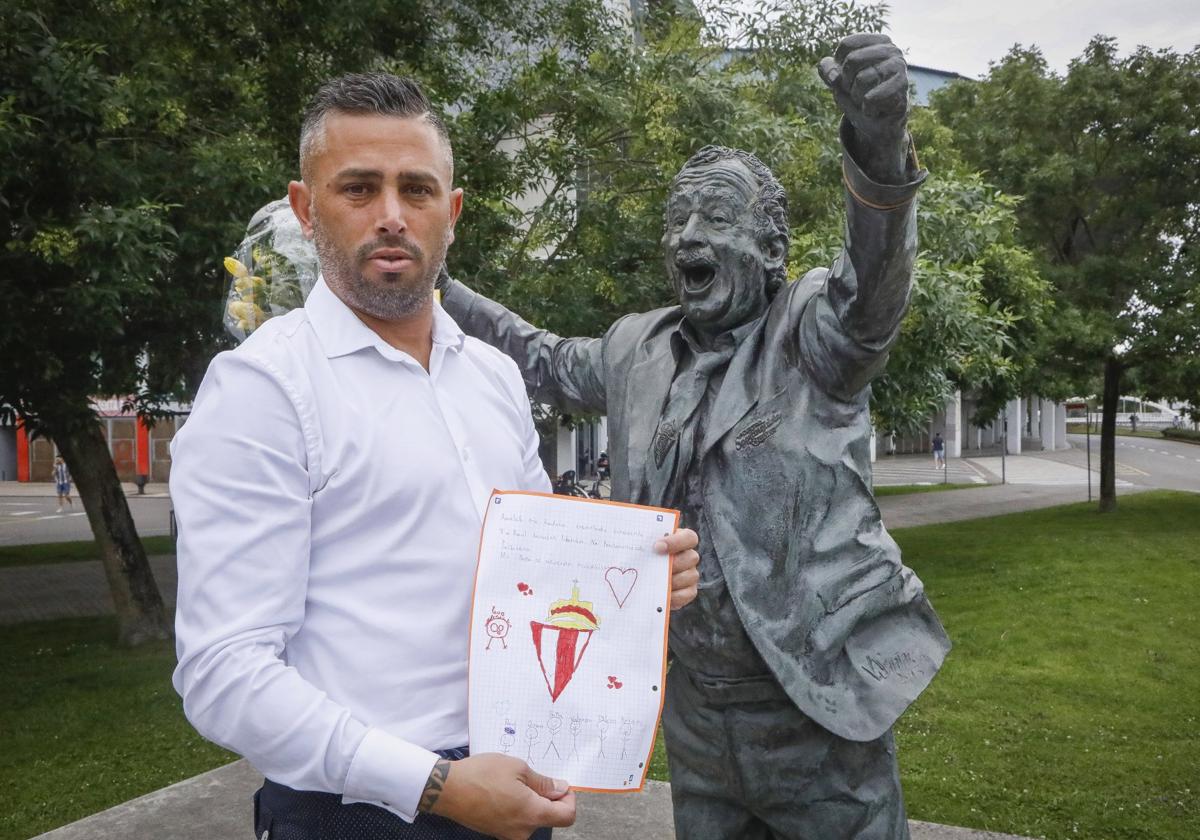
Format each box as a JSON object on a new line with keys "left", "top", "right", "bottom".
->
{"left": 839, "top": 118, "right": 927, "bottom": 209}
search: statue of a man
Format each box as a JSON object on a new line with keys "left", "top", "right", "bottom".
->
{"left": 440, "top": 34, "right": 950, "bottom": 839}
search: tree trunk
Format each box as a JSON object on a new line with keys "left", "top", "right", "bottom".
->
{"left": 53, "top": 414, "right": 172, "bottom": 646}
{"left": 1098, "top": 355, "right": 1121, "bottom": 513}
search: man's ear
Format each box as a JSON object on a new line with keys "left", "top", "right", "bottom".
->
{"left": 288, "top": 180, "right": 315, "bottom": 239}
{"left": 762, "top": 232, "right": 787, "bottom": 271}
{"left": 446, "top": 187, "right": 464, "bottom": 246}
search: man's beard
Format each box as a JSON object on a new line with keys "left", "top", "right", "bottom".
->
{"left": 311, "top": 214, "right": 450, "bottom": 321}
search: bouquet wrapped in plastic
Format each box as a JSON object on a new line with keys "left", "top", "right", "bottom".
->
{"left": 223, "top": 198, "right": 319, "bottom": 342}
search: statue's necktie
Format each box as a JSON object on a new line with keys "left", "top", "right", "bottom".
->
{"left": 647, "top": 344, "right": 735, "bottom": 505}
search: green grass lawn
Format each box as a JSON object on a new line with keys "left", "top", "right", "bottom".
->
{"left": 888, "top": 490, "right": 1199, "bottom": 839}
{"left": 1065, "top": 423, "right": 1199, "bottom": 445}
{"left": 0, "top": 617, "right": 234, "bottom": 840}
{"left": 0, "top": 535, "right": 175, "bottom": 569}
{"left": 874, "top": 482, "right": 986, "bottom": 497}
{"left": 2, "top": 492, "right": 1197, "bottom": 839}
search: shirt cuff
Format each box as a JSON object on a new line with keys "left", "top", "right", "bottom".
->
{"left": 342, "top": 727, "right": 441, "bottom": 823}
{"left": 839, "top": 117, "right": 928, "bottom": 210}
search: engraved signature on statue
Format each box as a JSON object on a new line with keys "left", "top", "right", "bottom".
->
{"left": 860, "top": 650, "right": 920, "bottom": 683}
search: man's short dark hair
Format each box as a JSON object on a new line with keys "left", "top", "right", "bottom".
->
{"left": 670, "top": 145, "right": 790, "bottom": 298}
{"left": 299, "top": 73, "right": 453, "bottom": 179}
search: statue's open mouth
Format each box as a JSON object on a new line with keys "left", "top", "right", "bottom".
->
{"left": 680, "top": 264, "right": 716, "bottom": 293}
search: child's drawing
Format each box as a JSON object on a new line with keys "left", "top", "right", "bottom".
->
{"left": 543, "top": 711, "right": 563, "bottom": 759}
{"left": 569, "top": 715, "right": 587, "bottom": 758}
{"left": 620, "top": 718, "right": 637, "bottom": 760}
{"left": 468, "top": 491, "right": 677, "bottom": 791}
{"left": 604, "top": 566, "right": 638, "bottom": 608}
{"left": 524, "top": 722, "right": 541, "bottom": 764}
{"left": 499, "top": 720, "right": 516, "bottom": 754}
{"left": 484, "top": 606, "right": 512, "bottom": 650}
{"left": 530, "top": 582, "right": 600, "bottom": 702}
{"left": 597, "top": 715, "right": 611, "bottom": 759}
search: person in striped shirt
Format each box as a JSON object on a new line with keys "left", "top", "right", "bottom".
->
{"left": 53, "top": 455, "right": 73, "bottom": 513}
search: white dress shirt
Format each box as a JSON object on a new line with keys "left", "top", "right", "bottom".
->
{"left": 171, "top": 277, "right": 551, "bottom": 822}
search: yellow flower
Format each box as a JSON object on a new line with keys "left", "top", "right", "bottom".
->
{"left": 233, "top": 275, "right": 266, "bottom": 295}
{"left": 224, "top": 256, "right": 250, "bottom": 278}
{"left": 227, "top": 300, "right": 265, "bottom": 326}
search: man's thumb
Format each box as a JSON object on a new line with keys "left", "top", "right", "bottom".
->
{"left": 817, "top": 56, "right": 840, "bottom": 88}
{"left": 524, "top": 769, "right": 570, "bottom": 800}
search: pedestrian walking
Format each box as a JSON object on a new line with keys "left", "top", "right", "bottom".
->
{"left": 932, "top": 432, "right": 946, "bottom": 470}
{"left": 53, "top": 455, "right": 73, "bottom": 513}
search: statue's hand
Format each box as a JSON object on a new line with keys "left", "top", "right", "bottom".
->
{"left": 818, "top": 34, "right": 910, "bottom": 183}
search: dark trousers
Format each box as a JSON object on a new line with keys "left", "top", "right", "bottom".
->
{"left": 254, "top": 747, "right": 553, "bottom": 840}
{"left": 662, "top": 667, "right": 910, "bottom": 840}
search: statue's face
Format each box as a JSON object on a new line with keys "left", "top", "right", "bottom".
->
{"left": 663, "top": 158, "right": 775, "bottom": 335}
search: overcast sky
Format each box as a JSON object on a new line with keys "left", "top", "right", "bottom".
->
{"left": 881, "top": 0, "right": 1200, "bottom": 78}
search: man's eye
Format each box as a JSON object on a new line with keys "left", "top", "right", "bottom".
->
{"left": 405, "top": 184, "right": 433, "bottom": 195}
{"left": 344, "top": 184, "right": 371, "bottom": 197}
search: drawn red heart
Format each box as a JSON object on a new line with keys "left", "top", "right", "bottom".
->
{"left": 613, "top": 680, "right": 623, "bottom": 689}
{"left": 517, "top": 582, "right": 528, "bottom": 592}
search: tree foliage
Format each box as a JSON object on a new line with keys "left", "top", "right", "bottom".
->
{"left": 0, "top": 0, "right": 620, "bottom": 643}
{"left": 1, "top": 0, "right": 1054, "bottom": 644}
{"left": 931, "top": 38, "right": 1200, "bottom": 507}
{"left": 449, "top": 2, "right": 1046, "bottom": 434}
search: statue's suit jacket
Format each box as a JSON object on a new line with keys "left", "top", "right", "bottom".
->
{"left": 441, "top": 140, "right": 951, "bottom": 742}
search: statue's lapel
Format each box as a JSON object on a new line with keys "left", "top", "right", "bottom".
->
{"left": 626, "top": 338, "right": 677, "bottom": 503}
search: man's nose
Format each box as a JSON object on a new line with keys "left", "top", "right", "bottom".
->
{"left": 680, "top": 213, "right": 707, "bottom": 247}
{"left": 375, "top": 189, "right": 407, "bottom": 236}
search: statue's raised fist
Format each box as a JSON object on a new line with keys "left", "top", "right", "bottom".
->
{"left": 819, "top": 34, "right": 909, "bottom": 136}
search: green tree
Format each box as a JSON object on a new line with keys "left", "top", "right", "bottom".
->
{"left": 0, "top": 0, "right": 613, "bottom": 645}
{"left": 932, "top": 38, "right": 1200, "bottom": 510}
{"left": 449, "top": 2, "right": 1046, "bottom": 434}
{"left": 1, "top": 0, "right": 1051, "bottom": 651}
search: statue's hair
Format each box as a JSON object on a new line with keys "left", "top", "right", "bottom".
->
{"left": 299, "top": 73, "right": 453, "bottom": 180}
{"left": 671, "top": 145, "right": 790, "bottom": 298}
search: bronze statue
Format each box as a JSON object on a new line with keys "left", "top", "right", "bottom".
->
{"left": 439, "top": 33, "right": 949, "bottom": 838}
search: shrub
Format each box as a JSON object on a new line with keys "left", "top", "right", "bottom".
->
{"left": 1162, "top": 427, "right": 1200, "bottom": 442}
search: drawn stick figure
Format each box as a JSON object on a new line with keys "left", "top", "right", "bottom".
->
{"left": 543, "top": 712, "right": 563, "bottom": 759}
{"left": 597, "top": 715, "right": 610, "bottom": 759}
{"left": 499, "top": 720, "right": 516, "bottom": 755}
{"left": 620, "top": 718, "right": 634, "bottom": 760}
{"left": 569, "top": 716, "right": 586, "bottom": 759}
{"left": 524, "top": 722, "right": 541, "bottom": 764}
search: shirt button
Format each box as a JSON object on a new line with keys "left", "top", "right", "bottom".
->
{"left": 462, "top": 449, "right": 471, "bottom": 462}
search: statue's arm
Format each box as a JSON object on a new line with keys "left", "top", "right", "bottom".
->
{"left": 438, "top": 274, "right": 607, "bottom": 415}
{"left": 790, "top": 34, "right": 926, "bottom": 401}
{"left": 790, "top": 124, "right": 925, "bottom": 400}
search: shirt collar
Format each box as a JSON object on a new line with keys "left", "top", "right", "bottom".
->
{"left": 672, "top": 314, "right": 758, "bottom": 362}
{"left": 305, "top": 275, "right": 466, "bottom": 361}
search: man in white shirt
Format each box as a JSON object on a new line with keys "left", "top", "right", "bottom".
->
{"left": 170, "top": 73, "right": 700, "bottom": 840}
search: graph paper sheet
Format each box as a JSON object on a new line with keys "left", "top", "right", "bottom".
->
{"left": 468, "top": 490, "right": 679, "bottom": 793}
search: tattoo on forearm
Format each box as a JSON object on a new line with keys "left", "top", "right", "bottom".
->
{"left": 419, "top": 759, "right": 451, "bottom": 813}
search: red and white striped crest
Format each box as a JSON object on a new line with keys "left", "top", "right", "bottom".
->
{"left": 530, "top": 621, "right": 594, "bottom": 702}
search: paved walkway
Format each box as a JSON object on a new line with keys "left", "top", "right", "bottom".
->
{"left": 32, "top": 758, "right": 1034, "bottom": 840}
